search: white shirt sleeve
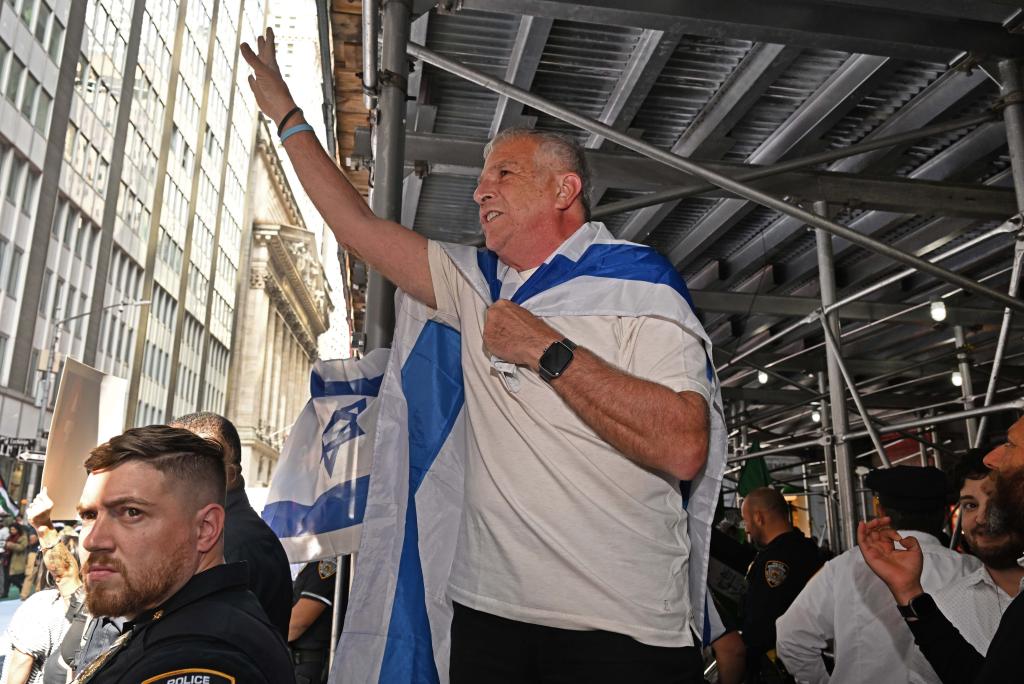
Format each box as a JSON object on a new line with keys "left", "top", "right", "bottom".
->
{"left": 775, "top": 561, "right": 835, "bottom": 684}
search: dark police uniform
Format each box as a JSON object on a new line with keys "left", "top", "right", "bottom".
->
{"left": 290, "top": 560, "right": 342, "bottom": 684}
{"left": 742, "top": 529, "right": 823, "bottom": 683}
{"left": 224, "top": 484, "right": 293, "bottom": 639}
{"left": 75, "top": 562, "right": 294, "bottom": 684}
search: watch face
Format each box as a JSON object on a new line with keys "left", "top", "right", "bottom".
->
{"left": 541, "top": 341, "right": 574, "bottom": 377}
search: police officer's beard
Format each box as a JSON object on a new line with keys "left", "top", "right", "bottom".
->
{"left": 83, "top": 546, "right": 189, "bottom": 618}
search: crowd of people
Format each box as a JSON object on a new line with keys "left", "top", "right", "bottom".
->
{"left": 0, "top": 25, "right": 1019, "bottom": 684}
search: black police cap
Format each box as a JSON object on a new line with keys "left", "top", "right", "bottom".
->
{"left": 864, "top": 465, "right": 950, "bottom": 512}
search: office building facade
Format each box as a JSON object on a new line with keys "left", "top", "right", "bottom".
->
{"left": 0, "top": 0, "right": 269, "bottom": 499}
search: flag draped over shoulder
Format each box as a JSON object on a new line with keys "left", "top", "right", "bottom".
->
{"left": 262, "top": 348, "right": 390, "bottom": 564}
{"left": 333, "top": 223, "right": 728, "bottom": 684}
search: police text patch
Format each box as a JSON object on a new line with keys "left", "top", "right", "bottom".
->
{"left": 764, "top": 560, "right": 789, "bottom": 588}
{"left": 141, "top": 668, "right": 235, "bottom": 684}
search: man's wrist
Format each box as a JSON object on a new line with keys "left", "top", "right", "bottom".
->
{"left": 893, "top": 584, "right": 925, "bottom": 606}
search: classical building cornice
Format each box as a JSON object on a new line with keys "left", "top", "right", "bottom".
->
{"left": 254, "top": 119, "right": 305, "bottom": 229}
{"left": 251, "top": 223, "right": 332, "bottom": 358}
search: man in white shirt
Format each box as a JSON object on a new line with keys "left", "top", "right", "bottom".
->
{"left": 775, "top": 466, "right": 979, "bottom": 684}
{"left": 933, "top": 451, "right": 1024, "bottom": 655}
{"left": 242, "top": 28, "right": 717, "bottom": 683}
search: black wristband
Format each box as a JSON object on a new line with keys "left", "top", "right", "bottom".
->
{"left": 277, "top": 106, "right": 302, "bottom": 135}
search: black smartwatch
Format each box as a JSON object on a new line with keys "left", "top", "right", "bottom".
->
{"left": 538, "top": 338, "right": 577, "bottom": 382}
{"left": 897, "top": 592, "right": 936, "bottom": 622}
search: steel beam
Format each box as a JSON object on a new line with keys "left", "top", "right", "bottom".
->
{"left": 721, "top": 121, "right": 1010, "bottom": 288}
{"left": 596, "top": 111, "right": 998, "bottom": 221}
{"left": 668, "top": 54, "right": 891, "bottom": 268}
{"left": 690, "top": 290, "right": 1012, "bottom": 327}
{"left": 584, "top": 27, "right": 683, "bottom": 149}
{"left": 490, "top": 15, "right": 552, "bottom": 136}
{"left": 406, "top": 43, "right": 1024, "bottom": 314}
{"left": 355, "top": 129, "right": 1017, "bottom": 218}
{"left": 452, "top": 0, "right": 1024, "bottom": 61}
{"left": 614, "top": 43, "right": 799, "bottom": 241}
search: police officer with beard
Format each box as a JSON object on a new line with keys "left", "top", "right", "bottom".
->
{"left": 72, "top": 426, "right": 293, "bottom": 684}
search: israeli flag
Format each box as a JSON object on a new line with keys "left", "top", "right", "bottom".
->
{"left": 262, "top": 348, "right": 390, "bottom": 563}
{"left": 333, "top": 222, "right": 727, "bottom": 683}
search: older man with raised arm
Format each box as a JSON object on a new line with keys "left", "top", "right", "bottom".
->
{"left": 243, "top": 27, "right": 721, "bottom": 684}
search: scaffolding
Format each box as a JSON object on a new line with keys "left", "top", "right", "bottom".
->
{"left": 348, "top": 0, "right": 1024, "bottom": 553}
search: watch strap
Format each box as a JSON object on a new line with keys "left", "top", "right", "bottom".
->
{"left": 897, "top": 592, "right": 937, "bottom": 622}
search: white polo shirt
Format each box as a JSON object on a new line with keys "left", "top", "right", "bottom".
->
{"left": 428, "top": 239, "right": 712, "bottom": 647}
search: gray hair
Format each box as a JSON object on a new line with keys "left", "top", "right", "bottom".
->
{"left": 483, "top": 127, "right": 593, "bottom": 220}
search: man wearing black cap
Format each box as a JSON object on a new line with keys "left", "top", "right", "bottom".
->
{"left": 776, "top": 466, "right": 979, "bottom": 684}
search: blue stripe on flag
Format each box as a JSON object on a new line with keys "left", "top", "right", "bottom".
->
{"left": 511, "top": 243, "right": 697, "bottom": 312}
{"left": 310, "top": 371, "right": 384, "bottom": 399}
{"left": 261, "top": 476, "right": 371, "bottom": 537}
{"left": 476, "top": 249, "right": 502, "bottom": 302}
{"left": 379, "top": 320, "right": 464, "bottom": 684}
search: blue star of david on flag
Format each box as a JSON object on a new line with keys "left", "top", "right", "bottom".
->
{"left": 321, "top": 398, "right": 368, "bottom": 477}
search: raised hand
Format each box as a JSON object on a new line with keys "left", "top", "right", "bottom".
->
{"left": 27, "top": 486, "right": 54, "bottom": 534}
{"left": 857, "top": 516, "right": 925, "bottom": 605}
{"left": 240, "top": 27, "right": 297, "bottom": 125}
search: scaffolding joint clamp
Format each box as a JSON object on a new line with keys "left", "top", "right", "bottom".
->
{"left": 994, "top": 91, "right": 1024, "bottom": 112}
{"left": 379, "top": 69, "right": 408, "bottom": 94}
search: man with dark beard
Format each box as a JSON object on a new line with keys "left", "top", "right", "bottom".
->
{"left": 858, "top": 415, "right": 1024, "bottom": 684}
{"left": 72, "top": 425, "right": 294, "bottom": 684}
{"left": 933, "top": 451, "right": 1024, "bottom": 654}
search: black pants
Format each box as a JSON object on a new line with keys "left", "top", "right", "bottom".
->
{"left": 449, "top": 602, "right": 705, "bottom": 684}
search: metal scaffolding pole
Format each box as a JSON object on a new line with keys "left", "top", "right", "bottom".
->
{"left": 815, "top": 202, "right": 857, "bottom": 552}
{"left": 819, "top": 317, "right": 892, "bottom": 467}
{"left": 953, "top": 325, "right": 979, "bottom": 446}
{"left": 976, "top": 59, "right": 1024, "bottom": 447}
{"left": 365, "top": 0, "right": 412, "bottom": 351}
{"left": 406, "top": 42, "right": 1024, "bottom": 315}
{"left": 816, "top": 371, "right": 840, "bottom": 554}
{"left": 592, "top": 112, "right": 997, "bottom": 219}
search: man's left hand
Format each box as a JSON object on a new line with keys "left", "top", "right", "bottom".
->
{"left": 483, "top": 301, "right": 561, "bottom": 370}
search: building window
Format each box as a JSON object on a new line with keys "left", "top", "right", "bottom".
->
{"left": 77, "top": 294, "right": 87, "bottom": 338}
{"left": 0, "top": 334, "right": 8, "bottom": 375}
{"left": 33, "top": 1, "right": 49, "bottom": 43}
{"left": 19, "top": 0, "right": 36, "bottom": 28}
{"left": 21, "top": 169, "right": 38, "bottom": 217}
{"left": 52, "top": 277, "right": 64, "bottom": 319}
{"left": 48, "top": 18, "right": 63, "bottom": 61}
{"left": 5, "top": 157, "right": 23, "bottom": 205}
{"left": 35, "top": 90, "right": 51, "bottom": 133}
{"left": 20, "top": 73, "right": 38, "bottom": 118}
{"left": 0, "top": 237, "right": 7, "bottom": 291}
{"left": 4, "top": 57, "right": 23, "bottom": 104}
{"left": 6, "top": 248, "right": 22, "bottom": 296}
{"left": 39, "top": 268, "right": 52, "bottom": 314}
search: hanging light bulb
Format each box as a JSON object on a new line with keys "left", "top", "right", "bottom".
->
{"left": 757, "top": 370, "right": 769, "bottom": 384}
{"left": 930, "top": 299, "right": 947, "bottom": 322}
{"left": 811, "top": 410, "right": 822, "bottom": 423}
{"left": 951, "top": 371, "right": 963, "bottom": 387}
